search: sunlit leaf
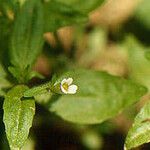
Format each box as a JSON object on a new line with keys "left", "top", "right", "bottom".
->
{"left": 3, "top": 85, "right": 35, "bottom": 149}
{"left": 50, "top": 69, "right": 147, "bottom": 124}
{"left": 125, "top": 100, "right": 150, "bottom": 149}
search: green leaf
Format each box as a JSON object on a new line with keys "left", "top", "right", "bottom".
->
{"left": 55, "top": 0, "right": 105, "bottom": 13}
{"left": 50, "top": 69, "right": 147, "bottom": 124}
{"left": 135, "top": 0, "right": 150, "bottom": 30}
{"left": 0, "top": 0, "right": 16, "bottom": 17}
{"left": 13, "top": 0, "right": 26, "bottom": 6}
{"left": 124, "top": 36, "right": 150, "bottom": 91}
{"left": 145, "top": 51, "right": 150, "bottom": 61}
{"left": 43, "top": 1, "right": 88, "bottom": 32}
{"left": 125, "top": 100, "right": 150, "bottom": 149}
{"left": 0, "top": 13, "right": 12, "bottom": 66}
{"left": 10, "top": 0, "right": 44, "bottom": 82}
{"left": 8, "top": 66, "right": 29, "bottom": 84}
{"left": 28, "top": 71, "right": 45, "bottom": 80}
{"left": 43, "top": 0, "right": 105, "bottom": 32}
{"left": 3, "top": 85, "right": 35, "bottom": 150}
{"left": 24, "top": 82, "right": 51, "bottom": 98}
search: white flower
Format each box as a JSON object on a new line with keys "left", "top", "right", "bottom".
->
{"left": 60, "top": 77, "right": 78, "bottom": 94}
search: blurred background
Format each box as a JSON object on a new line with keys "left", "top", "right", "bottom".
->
{"left": 1, "top": 0, "right": 150, "bottom": 149}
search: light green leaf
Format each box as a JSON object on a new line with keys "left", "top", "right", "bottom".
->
{"left": 55, "top": 0, "right": 105, "bottom": 13}
{"left": 145, "top": 51, "right": 150, "bottom": 61}
{"left": 3, "top": 85, "right": 35, "bottom": 150}
{"left": 50, "top": 69, "right": 147, "bottom": 124}
{"left": 125, "top": 36, "right": 150, "bottom": 91}
{"left": 10, "top": 0, "right": 44, "bottom": 82}
{"left": 13, "top": 0, "right": 26, "bottom": 6}
{"left": 28, "top": 71, "right": 45, "bottom": 80}
{"left": 125, "top": 100, "right": 150, "bottom": 149}
{"left": 44, "top": 1, "right": 88, "bottom": 32}
{"left": 135, "top": 0, "right": 150, "bottom": 30}
{"left": 24, "top": 82, "right": 51, "bottom": 98}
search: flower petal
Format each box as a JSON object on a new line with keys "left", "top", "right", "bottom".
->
{"left": 68, "top": 85, "right": 78, "bottom": 94}
{"left": 61, "top": 78, "right": 67, "bottom": 85}
{"left": 66, "top": 78, "right": 73, "bottom": 85}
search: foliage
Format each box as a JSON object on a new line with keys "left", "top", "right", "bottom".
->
{"left": 50, "top": 69, "right": 146, "bottom": 124}
{"left": 135, "top": 0, "right": 150, "bottom": 30}
{"left": 125, "top": 100, "right": 150, "bottom": 149}
{"left": 3, "top": 86, "right": 35, "bottom": 150}
{"left": 0, "top": 0, "right": 150, "bottom": 149}
{"left": 124, "top": 36, "right": 150, "bottom": 91}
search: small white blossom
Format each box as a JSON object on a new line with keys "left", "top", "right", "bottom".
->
{"left": 60, "top": 77, "right": 78, "bottom": 94}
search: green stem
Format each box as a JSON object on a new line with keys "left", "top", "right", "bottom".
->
{"left": 24, "top": 82, "right": 51, "bottom": 97}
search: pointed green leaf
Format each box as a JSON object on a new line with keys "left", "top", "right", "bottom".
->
{"left": 125, "top": 100, "right": 150, "bottom": 149}
{"left": 55, "top": 0, "right": 105, "bottom": 13}
{"left": 50, "top": 69, "right": 147, "bottom": 124}
{"left": 44, "top": 0, "right": 105, "bottom": 32}
{"left": 3, "top": 85, "right": 35, "bottom": 150}
{"left": 135, "top": 0, "right": 150, "bottom": 30}
{"left": 44, "top": 1, "right": 88, "bottom": 32}
{"left": 10, "top": 0, "right": 44, "bottom": 82}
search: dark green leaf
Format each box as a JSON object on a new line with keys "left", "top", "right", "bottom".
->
{"left": 0, "top": 0, "right": 16, "bottom": 17}
{"left": 55, "top": 0, "right": 105, "bottom": 13}
{"left": 10, "top": 0, "right": 44, "bottom": 82}
{"left": 3, "top": 85, "right": 35, "bottom": 149}
{"left": 50, "top": 69, "right": 147, "bottom": 124}
{"left": 0, "top": 14, "right": 12, "bottom": 66}
{"left": 135, "top": 0, "right": 150, "bottom": 30}
{"left": 125, "top": 100, "right": 150, "bottom": 149}
{"left": 43, "top": 1, "right": 88, "bottom": 32}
